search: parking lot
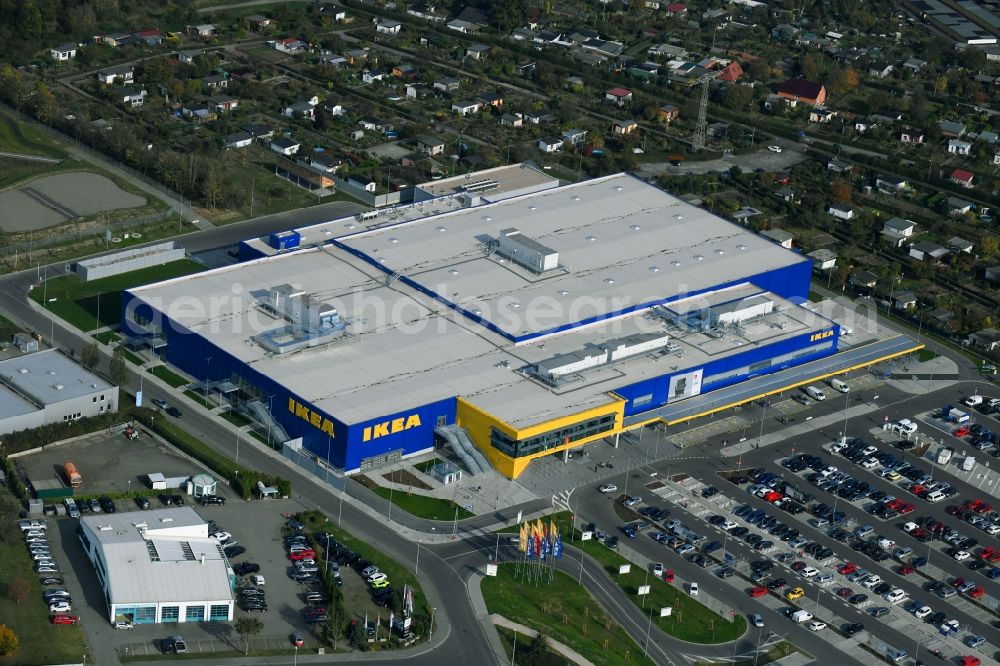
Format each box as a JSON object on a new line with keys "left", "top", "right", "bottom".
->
{"left": 16, "top": 426, "right": 206, "bottom": 498}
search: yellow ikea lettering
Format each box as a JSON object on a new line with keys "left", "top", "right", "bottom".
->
{"left": 287, "top": 398, "right": 336, "bottom": 436}
{"left": 810, "top": 330, "right": 834, "bottom": 342}
{"left": 362, "top": 413, "right": 423, "bottom": 442}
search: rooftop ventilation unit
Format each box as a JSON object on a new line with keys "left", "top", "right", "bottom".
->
{"left": 461, "top": 178, "right": 499, "bottom": 193}
{"left": 251, "top": 284, "right": 347, "bottom": 354}
{"left": 494, "top": 228, "right": 559, "bottom": 273}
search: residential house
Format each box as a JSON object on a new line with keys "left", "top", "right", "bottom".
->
{"left": 881, "top": 217, "right": 916, "bottom": 246}
{"left": 562, "top": 128, "right": 588, "bottom": 145}
{"left": 826, "top": 158, "right": 852, "bottom": 174}
{"left": 391, "top": 64, "right": 417, "bottom": 79}
{"left": 717, "top": 62, "right": 743, "bottom": 82}
{"left": 565, "top": 75, "right": 585, "bottom": 91}
{"left": 95, "top": 65, "right": 134, "bottom": 85}
{"left": 405, "top": 84, "right": 433, "bottom": 99}
{"left": 209, "top": 94, "right": 238, "bottom": 112}
{"left": 899, "top": 127, "right": 924, "bottom": 144}
{"left": 871, "top": 109, "right": 904, "bottom": 124}
{"left": 269, "top": 137, "right": 300, "bottom": 156}
{"left": 409, "top": 2, "right": 443, "bottom": 20}
{"left": 273, "top": 38, "right": 305, "bottom": 52}
{"left": 465, "top": 43, "right": 491, "bottom": 60}
{"left": 112, "top": 87, "right": 146, "bottom": 107}
{"left": 809, "top": 108, "right": 837, "bottom": 123}
{"left": 538, "top": 138, "right": 564, "bottom": 153}
{"left": 517, "top": 61, "right": 537, "bottom": 78}
{"left": 771, "top": 24, "right": 800, "bottom": 41}
{"left": 984, "top": 265, "right": 1000, "bottom": 282}
{"left": 376, "top": 19, "right": 402, "bottom": 35}
{"left": 322, "top": 97, "right": 345, "bottom": 116}
{"left": 177, "top": 50, "right": 200, "bottom": 64}
{"left": 613, "top": 119, "right": 638, "bottom": 135}
{"left": 876, "top": 174, "right": 908, "bottom": 195}
{"left": 665, "top": 2, "right": 687, "bottom": 16}
{"left": 447, "top": 19, "right": 479, "bottom": 33}
{"left": 967, "top": 327, "right": 1000, "bottom": 352}
{"left": 242, "top": 124, "right": 274, "bottom": 139}
{"left": 188, "top": 24, "right": 217, "bottom": 38}
{"left": 648, "top": 43, "right": 688, "bottom": 58}
{"left": 416, "top": 135, "right": 445, "bottom": 155}
{"left": 605, "top": 87, "right": 633, "bottom": 105}
{"left": 777, "top": 78, "right": 827, "bottom": 106}
{"left": 761, "top": 228, "right": 794, "bottom": 249}
{"left": 774, "top": 187, "right": 796, "bottom": 203}
{"left": 658, "top": 104, "right": 680, "bottom": 122}
{"left": 134, "top": 29, "right": 162, "bottom": 46}
{"left": 947, "top": 197, "right": 973, "bottom": 215}
{"left": 362, "top": 70, "right": 385, "bottom": 84}
{"left": 939, "top": 120, "right": 966, "bottom": 137}
{"left": 950, "top": 168, "right": 975, "bottom": 188}
{"left": 867, "top": 61, "right": 893, "bottom": 78}
{"left": 807, "top": 248, "right": 838, "bottom": 271}
{"left": 908, "top": 240, "right": 949, "bottom": 262}
{"left": 348, "top": 175, "right": 376, "bottom": 192}
{"left": 893, "top": 291, "right": 917, "bottom": 310}
{"left": 477, "top": 92, "right": 503, "bottom": 108}
{"left": 995, "top": 153, "right": 1000, "bottom": 166}
{"left": 902, "top": 57, "right": 925, "bottom": 72}
{"left": 451, "top": 100, "right": 482, "bottom": 116}
{"left": 101, "top": 33, "right": 133, "bottom": 47}
{"left": 849, "top": 270, "right": 879, "bottom": 291}
{"left": 947, "top": 139, "right": 972, "bottom": 156}
{"left": 181, "top": 103, "right": 216, "bottom": 122}
{"left": 978, "top": 130, "right": 999, "bottom": 144}
{"left": 246, "top": 14, "right": 272, "bottom": 31}
{"left": 501, "top": 113, "right": 523, "bottom": 127}
{"left": 855, "top": 119, "right": 876, "bottom": 133}
{"left": 828, "top": 203, "right": 855, "bottom": 220}
{"left": 222, "top": 132, "right": 253, "bottom": 149}
{"left": 203, "top": 73, "right": 228, "bottom": 90}
{"left": 345, "top": 49, "right": 370, "bottom": 65}
{"left": 50, "top": 44, "right": 77, "bottom": 61}
{"left": 282, "top": 100, "right": 317, "bottom": 121}
{"left": 948, "top": 236, "right": 974, "bottom": 253}
{"left": 434, "top": 77, "right": 460, "bottom": 93}
{"left": 319, "top": 54, "right": 348, "bottom": 68}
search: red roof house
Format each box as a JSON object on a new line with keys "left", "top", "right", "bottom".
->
{"left": 777, "top": 78, "right": 826, "bottom": 106}
{"left": 718, "top": 62, "right": 744, "bottom": 83}
{"left": 605, "top": 88, "right": 633, "bottom": 105}
{"left": 665, "top": 2, "right": 687, "bottom": 15}
{"left": 951, "top": 168, "right": 975, "bottom": 188}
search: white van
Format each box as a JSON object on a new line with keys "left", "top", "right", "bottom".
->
{"left": 791, "top": 610, "right": 814, "bottom": 623}
{"left": 829, "top": 378, "right": 850, "bottom": 393}
{"left": 926, "top": 490, "right": 946, "bottom": 503}
{"left": 805, "top": 386, "right": 826, "bottom": 401}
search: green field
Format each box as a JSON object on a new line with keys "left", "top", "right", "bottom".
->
{"left": 368, "top": 486, "right": 474, "bottom": 521}
{"left": 30, "top": 259, "right": 204, "bottom": 331}
{"left": 183, "top": 389, "right": 214, "bottom": 409}
{"left": 575, "top": 539, "right": 746, "bottom": 644}
{"left": 495, "top": 626, "right": 573, "bottom": 666}
{"left": 93, "top": 330, "right": 121, "bottom": 345}
{"left": 482, "top": 565, "right": 655, "bottom": 666}
{"left": 221, "top": 411, "right": 251, "bottom": 427}
{"left": 0, "top": 112, "right": 66, "bottom": 159}
{"left": 0, "top": 495, "right": 89, "bottom": 665}
{"left": 118, "top": 347, "right": 145, "bottom": 365}
{"left": 148, "top": 364, "right": 189, "bottom": 388}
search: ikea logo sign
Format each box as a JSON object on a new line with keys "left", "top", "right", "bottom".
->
{"left": 363, "top": 414, "right": 422, "bottom": 442}
{"left": 288, "top": 398, "right": 335, "bottom": 435}
{"left": 810, "top": 330, "right": 834, "bottom": 342}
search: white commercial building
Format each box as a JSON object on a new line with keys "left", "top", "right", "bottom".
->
{"left": 79, "top": 508, "right": 234, "bottom": 625}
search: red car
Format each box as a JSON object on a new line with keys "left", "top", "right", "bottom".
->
{"left": 898, "top": 565, "right": 916, "bottom": 576}
{"left": 953, "top": 427, "right": 970, "bottom": 437}
{"left": 838, "top": 563, "right": 857, "bottom": 575}
{"left": 978, "top": 548, "right": 1000, "bottom": 563}
{"left": 51, "top": 614, "right": 79, "bottom": 625}
{"left": 965, "top": 499, "right": 983, "bottom": 512}
{"left": 289, "top": 550, "right": 315, "bottom": 561}
{"left": 967, "top": 586, "right": 985, "bottom": 599}
{"left": 664, "top": 569, "right": 675, "bottom": 583}
{"left": 887, "top": 499, "right": 904, "bottom": 511}
{"left": 951, "top": 577, "right": 966, "bottom": 589}
{"left": 973, "top": 502, "right": 992, "bottom": 514}
{"left": 749, "top": 586, "right": 768, "bottom": 598}
{"left": 898, "top": 503, "right": 914, "bottom": 515}
{"left": 763, "top": 491, "right": 783, "bottom": 503}
{"left": 836, "top": 587, "right": 853, "bottom": 598}
{"left": 791, "top": 561, "right": 807, "bottom": 571}
{"left": 910, "top": 484, "right": 926, "bottom": 496}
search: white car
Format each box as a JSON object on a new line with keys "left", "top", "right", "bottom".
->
{"left": 251, "top": 574, "right": 265, "bottom": 586}
{"left": 767, "top": 145, "right": 782, "bottom": 153}
{"left": 598, "top": 484, "right": 618, "bottom": 494}
{"left": 721, "top": 520, "right": 739, "bottom": 531}
{"left": 914, "top": 606, "right": 932, "bottom": 619}
{"left": 952, "top": 550, "right": 970, "bottom": 561}
{"left": 652, "top": 562, "right": 664, "bottom": 578}
{"left": 688, "top": 582, "right": 699, "bottom": 596}
{"left": 984, "top": 524, "right": 1000, "bottom": 536}
{"left": 49, "top": 601, "right": 71, "bottom": 613}
{"left": 210, "top": 531, "right": 232, "bottom": 543}
{"left": 884, "top": 589, "right": 907, "bottom": 604}
{"left": 801, "top": 567, "right": 819, "bottom": 578}
{"left": 807, "top": 621, "right": 827, "bottom": 632}
{"left": 113, "top": 620, "right": 134, "bottom": 630}
{"left": 367, "top": 572, "right": 388, "bottom": 584}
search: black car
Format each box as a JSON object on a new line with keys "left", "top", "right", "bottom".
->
{"left": 703, "top": 540, "right": 722, "bottom": 553}
{"left": 166, "top": 406, "right": 182, "bottom": 418}
{"left": 869, "top": 607, "right": 890, "bottom": 618}
{"left": 843, "top": 622, "right": 865, "bottom": 637}
{"left": 767, "top": 577, "right": 787, "bottom": 590}
{"left": 39, "top": 577, "right": 64, "bottom": 586}
{"left": 848, "top": 593, "right": 868, "bottom": 605}
{"left": 159, "top": 494, "right": 177, "bottom": 506}
{"left": 233, "top": 562, "right": 260, "bottom": 575}
{"left": 98, "top": 496, "right": 116, "bottom": 513}
{"left": 224, "top": 545, "right": 247, "bottom": 558}
{"left": 926, "top": 612, "right": 946, "bottom": 625}
{"left": 701, "top": 486, "right": 718, "bottom": 498}
{"left": 751, "top": 560, "right": 774, "bottom": 573}
{"left": 716, "top": 567, "right": 735, "bottom": 578}
{"left": 134, "top": 496, "right": 151, "bottom": 510}
{"left": 198, "top": 495, "right": 226, "bottom": 506}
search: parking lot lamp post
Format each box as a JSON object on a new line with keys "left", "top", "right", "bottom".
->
{"left": 235, "top": 431, "right": 240, "bottom": 466}
{"left": 387, "top": 483, "right": 394, "bottom": 522}
{"left": 293, "top": 645, "right": 298, "bottom": 666}
{"left": 643, "top": 604, "right": 654, "bottom": 657}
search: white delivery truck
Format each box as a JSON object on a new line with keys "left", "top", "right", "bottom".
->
{"left": 948, "top": 408, "right": 970, "bottom": 424}
{"left": 962, "top": 456, "right": 976, "bottom": 473}
{"left": 936, "top": 447, "right": 954, "bottom": 465}
{"left": 791, "top": 610, "right": 814, "bottom": 623}
{"left": 805, "top": 386, "right": 826, "bottom": 401}
{"left": 829, "top": 378, "right": 850, "bottom": 393}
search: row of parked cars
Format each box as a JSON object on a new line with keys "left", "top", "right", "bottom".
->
{"left": 20, "top": 520, "right": 78, "bottom": 624}
{"left": 314, "top": 532, "right": 396, "bottom": 610}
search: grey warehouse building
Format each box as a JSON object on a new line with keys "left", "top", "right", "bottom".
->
{"left": 0, "top": 349, "right": 118, "bottom": 435}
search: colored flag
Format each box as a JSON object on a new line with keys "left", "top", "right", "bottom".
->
{"left": 554, "top": 525, "right": 564, "bottom": 559}
{"left": 526, "top": 525, "right": 535, "bottom": 559}
{"left": 519, "top": 522, "right": 528, "bottom": 552}
{"left": 533, "top": 523, "right": 542, "bottom": 558}
{"left": 405, "top": 586, "right": 414, "bottom": 615}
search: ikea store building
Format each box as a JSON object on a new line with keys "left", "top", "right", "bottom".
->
{"left": 121, "top": 171, "right": 915, "bottom": 478}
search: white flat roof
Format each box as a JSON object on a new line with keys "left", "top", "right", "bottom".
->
{"left": 83, "top": 508, "right": 232, "bottom": 606}
{"left": 0, "top": 349, "right": 114, "bottom": 406}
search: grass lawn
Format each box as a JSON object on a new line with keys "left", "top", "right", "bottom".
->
{"left": 0, "top": 312, "right": 22, "bottom": 342}
{"left": 0, "top": 508, "right": 89, "bottom": 665}
{"left": 413, "top": 457, "right": 444, "bottom": 474}
{"left": 0, "top": 112, "right": 66, "bottom": 158}
{"left": 221, "top": 411, "right": 251, "bottom": 427}
{"left": 118, "top": 347, "right": 145, "bottom": 365}
{"left": 481, "top": 565, "right": 655, "bottom": 666}
{"left": 30, "top": 259, "right": 204, "bottom": 331}
{"left": 148, "top": 364, "right": 189, "bottom": 388}
{"left": 916, "top": 348, "right": 939, "bottom": 363}
{"left": 495, "top": 626, "right": 572, "bottom": 666}
{"left": 368, "top": 486, "right": 474, "bottom": 521}
{"left": 92, "top": 330, "right": 121, "bottom": 344}
{"left": 807, "top": 290, "right": 824, "bottom": 303}
{"left": 183, "top": 389, "right": 214, "bottom": 409}
{"left": 575, "top": 538, "right": 746, "bottom": 644}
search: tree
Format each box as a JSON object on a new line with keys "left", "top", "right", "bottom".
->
{"left": 33, "top": 82, "right": 58, "bottom": 124}
{"left": 14, "top": 0, "right": 42, "bottom": 40}
{"left": 81, "top": 342, "right": 99, "bottom": 371}
{"left": 830, "top": 67, "right": 859, "bottom": 95}
{"left": 6, "top": 578, "right": 28, "bottom": 606}
{"left": 799, "top": 52, "right": 824, "bottom": 81}
{"left": 234, "top": 617, "right": 263, "bottom": 655}
{"left": 109, "top": 348, "right": 127, "bottom": 386}
{"left": 830, "top": 178, "right": 852, "bottom": 203}
{"left": 0, "top": 625, "right": 17, "bottom": 656}
{"left": 492, "top": 0, "right": 527, "bottom": 32}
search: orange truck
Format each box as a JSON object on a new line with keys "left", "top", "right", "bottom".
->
{"left": 64, "top": 462, "right": 82, "bottom": 488}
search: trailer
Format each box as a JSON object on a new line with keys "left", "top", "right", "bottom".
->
{"left": 948, "top": 408, "right": 970, "bottom": 424}
{"left": 962, "top": 456, "right": 976, "bottom": 473}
